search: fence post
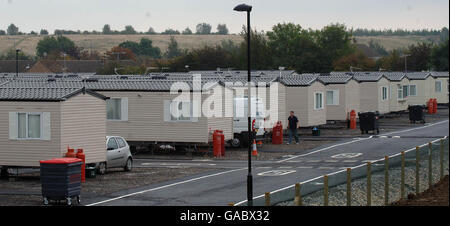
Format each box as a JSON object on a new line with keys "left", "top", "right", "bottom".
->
{"left": 324, "top": 175, "right": 329, "bottom": 206}
{"left": 384, "top": 156, "right": 389, "bottom": 206}
{"left": 440, "top": 139, "right": 444, "bottom": 180}
{"left": 265, "top": 192, "right": 271, "bottom": 206}
{"left": 401, "top": 151, "right": 405, "bottom": 200}
{"left": 415, "top": 146, "right": 420, "bottom": 195}
{"left": 367, "top": 162, "right": 371, "bottom": 206}
{"left": 347, "top": 168, "right": 351, "bottom": 206}
{"left": 294, "top": 183, "right": 302, "bottom": 206}
{"left": 228, "top": 202, "right": 235, "bottom": 206}
{"left": 428, "top": 143, "right": 433, "bottom": 187}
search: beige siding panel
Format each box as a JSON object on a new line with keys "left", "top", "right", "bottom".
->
{"left": 378, "top": 78, "right": 391, "bottom": 114}
{"left": 325, "top": 84, "right": 346, "bottom": 121}
{"left": 99, "top": 91, "right": 209, "bottom": 143}
{"left": 307, "top": 82, "right": 327, "bottom": 126}
{"left": 286, "top": 82, "right": 326, "bottom": 127}
{"left": 433, "top": 77, "right": 449, "bottom": 104}
{"left": 346, "top": 80, "right": 361, "bottom": 116}
{"left": 408, "top": 79, "right": 428, "bottom": 105}
{"left": 0, "top": 102, "right": 61, "bottom": 167}
{"left": 60, "top": 94, "right": 107, "bottom": 164}
{"left": 359, "top": 82, "right": 379, "bottom": 113}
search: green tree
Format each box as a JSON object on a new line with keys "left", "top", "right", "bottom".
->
{"left": 267, "top": 23, "right": 323, "bottom": 73}
{"left": 36, "top": 36, "right": 83, "bottom": 59}
{"left": 102, "top": 24, "right": 112, "bottom": 34}
{"left": 431, "top": 39, "right": 449, "bottom": 71}
{"left": 161, "top": 29, "right": 180, "bottom": 35}
{"left": 196, "top": 23, "right": 212, "bottom": 35}
{"left": 40, "top": 29, "right": 49, "bottom": 35}
{"left": 119, "top": 38, "right": 161, "bottom": 58}
{"left": 376, "top": 49, "right": 405, "bottom": 71}
{"left": 333, "top": 51, "right": 376, "bottom": 71}
{"left": 7, "top": 23, "right": 19, "bottom": 35}
{"left": 0, "top": 30, "right": 5, "bottom": 35}
{"left": 182, "top": 27, "right": 192, "bottom": 35}
{"left": 0, "top": 49, "right": 32, "bottom": 60}
{"left": 316, "top": 23, "right": 354, "bottom": 72}
{"left": 122, "top": 25, "right": 137, "bottom": 34}
{"left": 165, "top": 36, "right": 183, "bottom": 58}
{"left": 405, "top": 42, "right": 433, "bottom": 71}
{"left": 217, "top": 24, "right": 229, "bottom": 35}
{"left": 239, "top": 27, "right": 273, "bottom": 70}
{"left": 146, "top": 27, "right": 157, "bottom": 34}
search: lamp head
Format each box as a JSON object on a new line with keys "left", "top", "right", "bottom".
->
{"left": 234, "top": 4, "right": 252, "bottom": 12}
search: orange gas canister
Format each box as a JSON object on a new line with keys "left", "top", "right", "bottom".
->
{"left": 350, "top": 110, "right": 357, "bottom": 130}
{"left": 76, "top": 149, "right": 86, "bottom": 183}
{"left": 65, "top": 147, "right": 76, "bottom": 158}
{"left": 433, "top": 99, "right": 437, "bottom": 114}
{"left": 272, "top": 121, "right": 283, "bottom": 144}
{"left": 213, "top": 130, "right": 223, "bottom": 158}
{"left": 427, "top": 99, "right": 433, "bottom": 114}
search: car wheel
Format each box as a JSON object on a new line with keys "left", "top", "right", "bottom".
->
{"left": 124, "top": 158, "right": 132, "bottom": 172}
{"left": 97, "top": 162, "right": 107, "bottom": 175}
{"left": 231, "top": 138, "right": 241, "bottom": 148}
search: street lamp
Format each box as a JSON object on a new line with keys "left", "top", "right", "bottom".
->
{"left": 15, "top": 49, "right": 21, "bottom": 77}
{"left": 402, "top": 54, "right": 411, "bottom": 73}
{"left": 234, "top": 3, "right": 253, "bottom": 206}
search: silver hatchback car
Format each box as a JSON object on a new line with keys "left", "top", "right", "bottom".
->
{"left": 96, "top": 136, "right": 133, "bottom": 175}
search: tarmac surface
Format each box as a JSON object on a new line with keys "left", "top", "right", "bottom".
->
{"left": 84, "top": 119, "right": 449, "bottom": 206}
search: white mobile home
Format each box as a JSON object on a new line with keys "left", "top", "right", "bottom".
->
{"left": 383, "top": 72, "right": 411, "bottom": 112}
{"left": 430, "top": 72, "right": 449, "bottom": 104}
{"left": 318, "top": 74, "right": 360, "bottom": 121}
{"left": 0, "top": 87, "right": 107, "bottom": 167}
{"left": 406, "top": 72, "right": 437, "bottom": 105}
{"left": 353, "top": 72, "right": 391, "bottom": 114}
{"left": 281, "top": 74, "right": 327, "bottom": 127}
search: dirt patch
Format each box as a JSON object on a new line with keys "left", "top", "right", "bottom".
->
{"left": 392, "top": 176, "right": 449, "bottom": 206}
{"left": 0, "top": 167, "right": 214, "bottom": 206}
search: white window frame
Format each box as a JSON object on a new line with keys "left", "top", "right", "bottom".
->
{"left": 17, "top": 112, "right": 42, "bottom": 140}
{"left": 409, "top": 84, "right": 417, "bottom": 96}
{"left": 169, "top": 101, "right": 193, "bottom": 122}
{"left": 381, "top": 86, "right": 389, "bottom": 101}
{"left": 397, "top": 85, "right": 408, "bottom": 100}
{"left": 326, "top": 90, "right": 339, "bottom": 106}
{"left": 314, "top": 92, "right": 324, "bottom": 110}
{"left": 435, "top": 81, "right": 442, "bottom": 93}
{"left": 106, "top": 97, "right": 128, "bottom": 121}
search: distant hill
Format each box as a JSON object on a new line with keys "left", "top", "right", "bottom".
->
{"left": 0, "top": 34, "right": 442, "bottom": 57}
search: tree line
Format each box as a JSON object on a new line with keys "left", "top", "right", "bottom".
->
{"left": 1, "top": 22, "right": 448, "bottom": 73}
{"left": 0, "top": 23, "right": 230, "bottom": 36}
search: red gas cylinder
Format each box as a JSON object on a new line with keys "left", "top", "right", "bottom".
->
{"left": 65, "top": 147, "right": 76, "bottom": 158}
{"left": 76, "top": 149, "right": 86, "bottom": 183}
{"left": 427, "top": 99, "right": 433, "bottom": 114}
{"left": 272, "top": 121, "right": 283, "bottom": 144}
{"left": 213, "top": 130, "right": 222, "bottom": 158}
{"left": 220, "top": 132, "right": 225, "bottom": 157}
{"left": 350, "top": 110, "right": 357, "bottom": 130}
{"left": 433, "top": 98, "right": 438, "bottom": 114}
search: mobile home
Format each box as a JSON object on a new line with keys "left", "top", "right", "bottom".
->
{"left": 383, "top": 72, "right": 410, "bottom": 112}
{"left": 353, "top": 72, "right": 390, "bottom": 114}
{"left": 318, "top": 74, "right": 360, "bottom": 121}
{"left": 0, "top": 87, "right": 108, "bottom": 167}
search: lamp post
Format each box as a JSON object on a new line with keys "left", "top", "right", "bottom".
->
{"left": 402, "top": 54, "right": 411, "bottom": 73}
{"left": 234, "top": 3, "right": 253, "bottom": 206}
{"left": 15, "top": 49, "right": 21, "bottom": 77}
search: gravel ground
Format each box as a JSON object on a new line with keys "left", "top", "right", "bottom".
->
{"left": 276, "top": 145, "right": 449, "bottom": 206}
{"left": 0, "top": 167, "right": 213, "bottom": 206}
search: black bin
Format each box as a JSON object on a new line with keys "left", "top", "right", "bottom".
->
{"left": 408, "top": 105, "right": 426, "bottom": 124}
{"left": 39, "top": 158, "right": 82, "bottom": 205}
{"left": 358, "top": 111, "right": 380, "bottom": 134}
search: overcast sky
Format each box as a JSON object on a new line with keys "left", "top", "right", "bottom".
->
{"left": 1, "top": 0, "right": 448, "bottom": 33}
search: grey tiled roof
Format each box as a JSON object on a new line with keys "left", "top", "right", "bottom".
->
{"left": 0, "top": 87, "right": 82, "bottom": 101}
{"left": 280, "top": 74, "right": 320, "bottom": 86}
{"left": 431, "top": 71, "right": 449, "bottom": 78}
{"left": 317, "top": 74, "right": 353, "bottom": 84}
{"left": 352, "top": 72, "right": 384, "bottom": 82}
{"left": 405, "top": 72, "right": 432, "bottom": 80}
{"left": 382, "top": 72, "right": 407, "bottom": 81}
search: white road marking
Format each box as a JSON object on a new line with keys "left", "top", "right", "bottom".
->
{"left": 307, "top": 160, "right": 321, "bottom": 163}
{"left": 331, "top": 153, "right": 362, "bottom": 159}
{"left": 342, "top": 160, "right": 358, "bottom": 163}
{"left": 257, "top": 170, "right": 296, "bottom": 176}
{"left": 318, "top": 167, "right": 335, "bottom": 170}
{"left": 279, "top": 166, "right": 293, "bottom": 169}
{"left": 86, "top": 167, "right": 247, "bottom": 206}
{"left": 324, "top": 160, "right": 339, "bottom": 163}
{"left": 297, "top": 166, "right": 313, "bottom": 169}
{"left": 286, "top": 160, "right": 303, "bottom": 163}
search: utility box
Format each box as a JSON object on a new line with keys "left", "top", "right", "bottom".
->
{"left": 39, "top": 158, "right": 82, "bottom": 205}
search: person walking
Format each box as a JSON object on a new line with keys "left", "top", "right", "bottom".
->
{"left": 287, "top": 111, "right": 299, "bottom": 145}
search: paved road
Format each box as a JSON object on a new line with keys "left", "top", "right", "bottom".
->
{"left": 85, "top": 119, "right": 449, "bottom": 206}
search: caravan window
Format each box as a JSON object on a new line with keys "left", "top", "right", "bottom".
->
{"left": 18, "top": 113, "right": 41, "bottom": 139}
{"left": 107, "top": 98, "right": 122, "bottom": 120}
{"left": 326, "top": 90, "right": 339, "bottom": 105}
{"left": 409, "top": 85, "right": 417, "bottom": 96}
{"left": 381, "top": 86, "right": 388, "bottom": 100}
{"left": 435, "top": 81, "right": 442, "bottom": 93}
{"left": 314, "top": 92, "right": 324, "bottom": 110}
